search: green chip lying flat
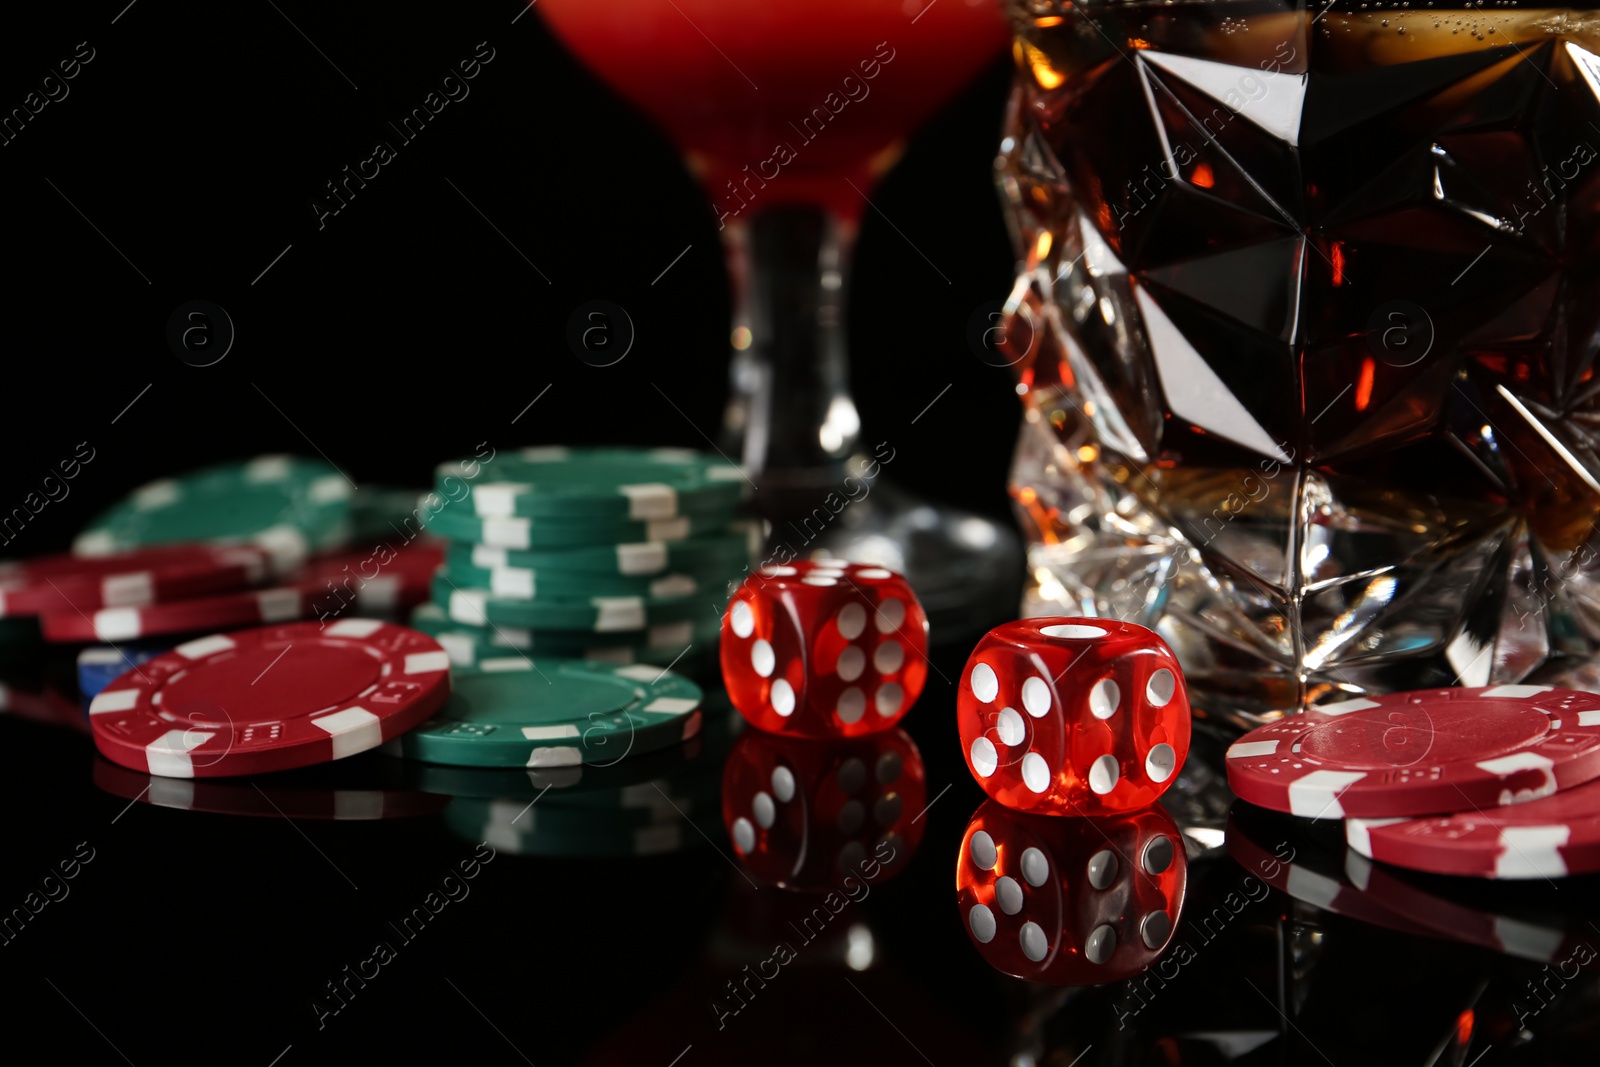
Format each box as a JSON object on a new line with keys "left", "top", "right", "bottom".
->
{"left": 73, "top": 455, "right": 352, "bottom": 575}
{"left": 397, "top": 699, "right": 737, "bottom": 799}
{"left": 444, "top": 446, "right": 746, "bottom": 520}
{"left": 391, "top": 657, "right": 704, "bottom": 768}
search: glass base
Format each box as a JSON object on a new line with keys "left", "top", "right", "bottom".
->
{"left": 770, "top": 480, "right": 1023, "bottom": 647}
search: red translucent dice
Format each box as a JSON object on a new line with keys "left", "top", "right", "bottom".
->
{"left": 721, "top": 559, "right": 928, "bottom": 737}
{"left": 957, "top": 617, "right": 1190, "bottom": 814}
{"left": 956, "top": 800, "right": 1187, "bottom": 983}
{"left": 722, "top": 726, "right": 926, "bottom": 890}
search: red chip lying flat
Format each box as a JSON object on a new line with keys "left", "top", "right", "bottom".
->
{"left": 88, "top": 619, "right": 451, "bottom": 778}
{"left": 0, "top": 544, "right": 269, "bottom": 618}
{"left": 1225, "top": 685, "right": 1600, "bottom": 819}
{"left": 1347, "top": 774, "right": 1600, "bottom": 879}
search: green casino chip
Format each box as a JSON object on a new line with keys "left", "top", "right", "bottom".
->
{"left": 432, "top": 572, "right": 710, "bottom": 631}
{"left": 393, "top": 656, "right": 705, "bottom": 768}
{"left": 446, "top": 446, "right": 747, "bottom": 520}
{"left": 441, "top": 545, "right": 738, "bottom": 600}
{"left": 397, "top": 702, "right": 736, "bottom": 799}
{"left": 73, "top": 455, "right": 352, "bottom": 575}
{"left": 422, "top": 506, "right": 732, "bottom": 550}
{"left": 407, "top": 603, "right": 720, "bottom": 667}
{"left": 455, "top": 523, "right": 760, "bottom": 576}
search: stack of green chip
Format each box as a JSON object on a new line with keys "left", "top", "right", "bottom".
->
{"left": 419, "top": 447, "right": 757, "bottom": 675}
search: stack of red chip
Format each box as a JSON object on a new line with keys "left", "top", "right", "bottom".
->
{"left": 1225, "top": 685, "right": 1600, "bottom": 880}
{"left": 1, "top": 544, "right": 270, "bottom": 620}
{"left": 11, "top": 541, "right": 440, "bottom": 643}
{"left": 0, "top": 472, "right": 459, "bottom": 784}
{"left": 1, "top": 548, "right": 456, "bottom": 780}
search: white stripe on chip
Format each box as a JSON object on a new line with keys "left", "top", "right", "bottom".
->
{"left": 177, "top": 633, "right": 236, "bottom": 659}
{"left": 620, "top": 483, "right": 678, "bottom": 520}
{"left": 312, "top": 706, "right": 383, "bottom": 758}
{"left": 89, "top": 688, "right": 140, "bottom": 715}
{"left": 146, "top": 728, "right": 216, "bottom": 778}
{"left": 1496, "top": 825, "right": 1570, "bottom": 879}
{"left": 1286, "top": 769, "right": 1367, "bottom": 818}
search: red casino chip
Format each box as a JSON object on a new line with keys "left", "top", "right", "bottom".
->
{"left": 37, "top": 543, "right": 443, "bottom": 643}
{"left": 88, "top": 619, "right": 451, "bottom": 778}
{"left": 0, "top": 544, "right": 269, "bottom": 618}
{"left": 1225, "top": 686, "right": 1600, "bottom": 819}
{"left": 39, "top": 582, "right": 327, "bottom": 643}
{"left": 1347, "top": 774, "right": 1600, "bottom": 879}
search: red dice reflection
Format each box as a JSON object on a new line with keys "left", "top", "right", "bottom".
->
{"left": 957, "top": 617, "right": 1190, "bottom": 814}
{"left": 721, "top": 559, "right": 929, "bottom": 737}
{"left": 723, "top": 726, "right": 926, "bottom": 890}
{"left": 956, "top": 800, "right": 1187, "bottom": 983}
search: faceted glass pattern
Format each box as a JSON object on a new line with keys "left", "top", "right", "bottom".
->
{"left": 999, "top": 1, "right": 1600, "bottom": 727}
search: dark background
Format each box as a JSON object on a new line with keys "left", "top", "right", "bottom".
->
{"left": 5, "top": 6, "right": 1593, "bottom": 1066}
{"left": 0, "top": 3, "right": 1028, "bottom": 1064}
{"left": 0, "top": 1, "right": 1021, "bottom": 558}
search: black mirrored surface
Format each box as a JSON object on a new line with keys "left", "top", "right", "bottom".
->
{"left": 4, "top": 5, "right": 1598, "bottom": 1065}
{"left": 6, "top": 636, "right": 1599, "bottom": 1066}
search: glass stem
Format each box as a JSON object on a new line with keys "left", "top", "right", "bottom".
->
{"left": 721, "top": 205, "right": 862, "bottom": 519}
